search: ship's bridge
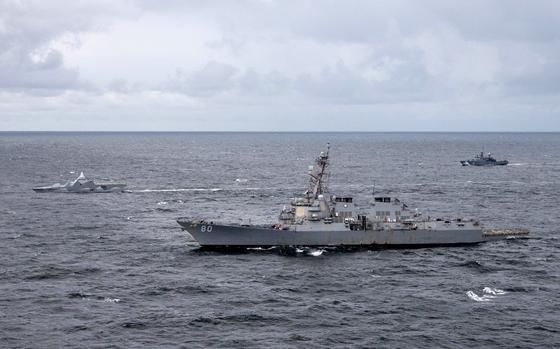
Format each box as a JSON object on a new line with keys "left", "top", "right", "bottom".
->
{"left": 331, "top": 195, "right": 355, "bottom": 223}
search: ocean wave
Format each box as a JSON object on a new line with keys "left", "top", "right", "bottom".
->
{"left": 459, "top": 260, "right": 495, "bottom": 273}
{"left": 275, "top": 246, "right": 327, "bottom": 256}
{"left": 308, "top": 249, "right": 325, "bottom": 257}
{"left": 67, "top": 292, "right": 121, "bottom": 303}
{"left": 103, "top": 297, "right": 121, "bottom": 303}
{"left": 64, "top": 325, "right": 89, "bottom": 333}
{"left": 67, "top": 291, "right": 92, "bottom": 299}
{"left": 189, "top": 313, "right": 276, "bottom": 327}
{"left": 122, "top": 322, "right": 146, "bottom": 329}
{"left": 466, "top": 287, "right": 507, "bottom": 302}
{"left": 482, "top": 287, "right": 506, "bottom": 295}
{"left": 246, "top": 247, "right": 275, "bottom": 251}
{"left": 142, "top": 284, "right": 214, "bottom": 296}
{"left": 466, "top": 291, "right": 492, "bottom": 302}
{"left": 25, "top": 266, "right": 100, "bottom": 280}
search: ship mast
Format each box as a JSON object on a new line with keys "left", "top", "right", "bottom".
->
{"left": 305, "top": 143, "right": 330, "bottom": 200}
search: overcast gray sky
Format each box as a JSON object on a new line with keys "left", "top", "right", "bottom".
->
{"left": 1, "top": 0, "right": 559, "bottom": 131}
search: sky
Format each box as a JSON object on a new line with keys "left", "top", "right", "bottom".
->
{"left": 1, "top": 0, "right": 559, "bottom": 131}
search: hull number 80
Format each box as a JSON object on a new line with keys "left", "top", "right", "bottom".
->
{"left": 200, "top": 225, "right": 213, "bottom": 232}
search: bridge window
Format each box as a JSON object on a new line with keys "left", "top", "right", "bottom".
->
{"left": 335, "top": 197, "right": 353, "bottom": 203}
{"left": 374, "top": 197, "right": 391, "bottom": 203}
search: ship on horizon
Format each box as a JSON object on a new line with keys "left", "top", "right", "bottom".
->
{"left": 461, "top": 152, "right": 509, "bottom": 166}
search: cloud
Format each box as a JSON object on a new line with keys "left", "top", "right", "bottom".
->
{"left": 165, "top": 61, "right": 239, "bottom": 97}
{"left": 1, "top": 0, "right": 560, "bottom": 130}
{"left": 0, "top": 0, "right": 138, "bottom": 93}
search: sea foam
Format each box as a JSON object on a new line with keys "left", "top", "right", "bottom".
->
{"left": 467, "top": 287, "right": 507, "bottom": 302}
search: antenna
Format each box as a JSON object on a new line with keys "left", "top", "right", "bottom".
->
{"left": 307, "top": 142, "right": 331, "bottom": 199}
{"left": 372, "top": 180, "right": 375, "bottom": 196}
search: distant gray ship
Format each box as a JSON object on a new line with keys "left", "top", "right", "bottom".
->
{"left": 177, "top": 145, "right": 527, "bottom": 248}
{"left": 33, "top": 172, "right": 127, "bottom": 193}
{"left": 461, "top": 152, "right": 508, "bottom": 166}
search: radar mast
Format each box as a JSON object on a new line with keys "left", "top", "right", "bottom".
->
{"left": 305, "top": 143, "right": 330, "bottom": 200}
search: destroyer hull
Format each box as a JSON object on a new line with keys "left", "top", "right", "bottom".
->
{"left": 177, "top": 220, "right": 524, "bottom": 248}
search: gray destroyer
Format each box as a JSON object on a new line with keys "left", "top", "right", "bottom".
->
{"left": 177, "top": 145, "right": 527, "bottom": 248}
{"left": 461, "top": 152, "right": 508, "bottom": 166}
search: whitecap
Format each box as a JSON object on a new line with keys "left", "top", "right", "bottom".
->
{"left": 235, "top": 178, "right": 248, "bottom": 183}
{"left": 103, "top": 297, "right": 120, "bottom": 303}
{"left": 466, "top": 291, "right": 491, "bottom": 302}
{"left": 308, "top": 249, "right": 324, "bottom": 257}
{"left": 467, "top": 287, "right": 507, "bottom": 302}
{"left": 157, "top": 201, "right": 167, "bottom": 205}
{"left": 483, "top": 287, "right": 506, "bottom": 295}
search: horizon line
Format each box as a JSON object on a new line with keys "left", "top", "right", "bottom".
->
{"left": 1, "top": 130, "right": 559, "bottom": 134}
